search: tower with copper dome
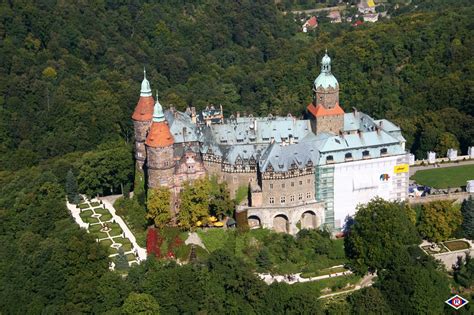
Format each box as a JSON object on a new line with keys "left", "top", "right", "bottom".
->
{"left": 145, "top": 94, "right": 176, "bottom": 189}
{"left": 307, "top": 51, "right": 345, "bottom": 135}
{"left": 132, "top": 69, "right": 155, "bottom": 170}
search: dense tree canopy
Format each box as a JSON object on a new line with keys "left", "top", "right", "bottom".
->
{"left": 417, "top": 200, "right": 462, "bottom": 242}
{"left": 345, "top": 198, "right": 420, "bottom": 274}
{"left": 0, "top": 1, "right": 472, "bottom": 171}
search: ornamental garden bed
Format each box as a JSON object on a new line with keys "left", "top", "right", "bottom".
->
{"left": 126, "top": 253, "right": 136, "bottom": 261}
{"left": 90, "top": 201, "right": 100, "bottom": 207}
{"left": 443, "top": 240, "right": 470, "bottom": 251}
{"left": 100, "top": 239, "right": 113, "bottom": 247}
{"left": 93, "top": 207, "right": 109, "bottom": 215}
{"left": 108, "top": 226, "right": 123, "bottom": 237}
{"left": 78, "top": 203, "right": 90, "bottom": 209}
{"left": 422, "top": 244, "right": 449, "bottom": 254}
{"left": 100, "top": 213, "right": 113, "bottom": 221}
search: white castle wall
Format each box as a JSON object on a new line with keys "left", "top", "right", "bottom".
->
{"left": 332, "top": 154, "right": 409, "bottom": 229}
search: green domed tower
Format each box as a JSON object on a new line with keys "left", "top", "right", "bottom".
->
{"left": 307, "top": 51, "right": 345, "bottom": 135}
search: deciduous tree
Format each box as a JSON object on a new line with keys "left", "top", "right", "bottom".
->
{"left": 417, "top": 200, "right": 462, "bottom": 242}
{"left": 146, "top": 187, "right": 171, "bottom": 228}
{"left": 345, "top": 198, "right": 420, "bottom": 274}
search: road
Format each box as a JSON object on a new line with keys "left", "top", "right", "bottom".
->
{"left": 291, "top": 5, "right": 348, "bottom": 15}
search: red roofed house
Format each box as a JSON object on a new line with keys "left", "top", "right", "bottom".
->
{"left": 302, "top": 16, "right": 318, "bottom": 32}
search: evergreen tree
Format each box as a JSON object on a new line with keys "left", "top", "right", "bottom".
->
{"left": 115, "top": 247, "right": 130, "bottom": 271}
{"left": 461, "top": 197, "right": 474, "bottom": 239}
{"left": 65, "top": 169, "right": 79, "bottom": 204}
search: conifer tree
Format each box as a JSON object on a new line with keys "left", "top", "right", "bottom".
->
{"left": 65, "top": 169, "right": 79, "bottom": 204}
{"left": 115, "top": 247, "right": 129, "bottom": 271}
{"left": 461, "top": 196, "right": 474, "bottom": 239}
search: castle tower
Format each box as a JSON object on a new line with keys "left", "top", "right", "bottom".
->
{"left": 307, "top": 51, "right": 345, "bottom": 135}
{"left": 132, "top": 69, "right": 155, "bottom": 170}
{"left": 145, "top": 93, "right": 175, "bottom": 189}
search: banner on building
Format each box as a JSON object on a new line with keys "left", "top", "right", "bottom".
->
{"left": 394, "top": 164, "right": 409, "bottom": 174}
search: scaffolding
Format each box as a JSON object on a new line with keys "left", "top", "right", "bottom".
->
{"left": 315, "top": 166, "right": 335, "bottom": 230}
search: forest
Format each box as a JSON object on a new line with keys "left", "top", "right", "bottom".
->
{"left": 0, "top": 0, "right": 473, "bottom": 313}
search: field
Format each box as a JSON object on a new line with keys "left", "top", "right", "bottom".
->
{"left": 410, "top": 164, "right": 474, "bottom": 188}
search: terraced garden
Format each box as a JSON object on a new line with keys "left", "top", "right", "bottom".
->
{"left": 77, "top": 201, "right": 139, "bottom": 267}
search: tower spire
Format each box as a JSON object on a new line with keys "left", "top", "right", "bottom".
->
{"left": 140, "top": 68, "right": 152, "bottom": 97}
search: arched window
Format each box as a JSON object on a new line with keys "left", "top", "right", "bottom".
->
{"left": 345, "top": 153, "right": 353, "bottom": 160}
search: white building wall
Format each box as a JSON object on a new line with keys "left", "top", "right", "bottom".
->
{"left": 332, "top": 154, "right": 409, "bottom": 229}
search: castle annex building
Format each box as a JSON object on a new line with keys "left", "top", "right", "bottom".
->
{"left": 132, "top": 53, "right": 409, "bottom": 234}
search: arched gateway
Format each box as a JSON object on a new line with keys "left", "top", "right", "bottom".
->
{"left": 273, "top": 214, "right": 289, "bottom": 233}
{"left": 300, "top": 210, "right": 319, "bottom": 230}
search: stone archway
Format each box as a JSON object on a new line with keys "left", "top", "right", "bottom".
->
{"left": 273, "top": 214, "right": 289, "bottom": 233}
{"left": 248, "top": 215, "right": 261, "bottom": 229}
{"left": 300, "top": 211, "right": 319, "bottom": 230}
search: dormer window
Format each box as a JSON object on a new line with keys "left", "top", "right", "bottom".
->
{"left": 326, "top": 155, "right": 334, "bottom": 164}
{"left": 362, "top": 150, "right": 370, "bottom": 159}
{"left": 345, "top": 153, "right": 353, "bottom": 160}
{"left": 380, "top": 148, "right": 388, "bottom": 156}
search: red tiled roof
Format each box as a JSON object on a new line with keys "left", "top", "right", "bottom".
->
{"left": 352, "top": 20, "right": 363, "bottom": 27}
{"left": 307, "top": 103, "right": 345, "bottom": 117}
{"left": 307, "top": 16, "right": 318, "bottom": 27}
{"left": 132, "top": 96, "right": 154, "bottom": 121}
{"left": 145, "top": 121, "right": 174, "bottom": 148}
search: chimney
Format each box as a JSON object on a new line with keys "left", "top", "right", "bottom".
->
{"left": 352, "top": 107, "right": 358, "bottom": 117}
{"left": 191, "top": 107, "right": 196, "bottom": 124}
{"left": 379, "top": 121, "right": 383, "bottom": 128}
{"left": 183, "top": 127, "right": 187, "bottom": 143}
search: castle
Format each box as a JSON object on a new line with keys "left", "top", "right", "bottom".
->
{"left": 132, "top": 53, "right": 409, "bottom": 234}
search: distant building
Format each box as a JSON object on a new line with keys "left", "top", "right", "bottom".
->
{"left": 132, "top": 53, "right": 409, "bottom": 234}
{"left": 358, "top": 0, "right": 376, "bottom": 14}
{"left": 302, "top": 16, "right": 318, "bottom": 32}
{"left": 363, "top": 13, "right": 379, "bottom": 23}
{"left": 352, "top": 20, "right": 364, "bottom": 27}
{"left": 327, "top": 11, "right": 342, "bottom": 24}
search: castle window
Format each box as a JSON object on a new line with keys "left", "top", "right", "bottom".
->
{"left": 326, "top": 155, "right": 334, "bottom": 163}
{"left": 270, "top": 183, "right": 273, "bottom": 189}
{"left": 299, "top": 180, "right": 303, "bottom": 185}
{"left": 306, "top": 192, "right": 311, "bottom": 199}
{"left": 164, "top": 161, "right": 169, "bottom": 167}
{"left": 298, "top": 193, "right": 303, "bottom": 200}
{"left": 345, "top": 153, "right": 353, "bottom": 160}
{"left": 282, "top": 183, "right": 285, "bottom": 188}
{"left": 362, "top": 150, "right": 370, "bottom": 158}
{"left": 307, "top": 179, "right": 311, "bottom": 184}
{"left": 290, "top": 195, "right": 295, "bottom": 202}
{"left": 269, "top": 197, "right": 274, "bottom": 204}
{"left": 280, "top": 196, "right": 286, "bottom": 204}
{"left": 380, "top": 148, "right": 388, "bottom": 156}
{"left": 291, "top": 182, "right": 294, "bottom": 187}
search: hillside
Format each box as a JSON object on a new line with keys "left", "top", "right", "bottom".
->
{"left": 0, "top": 0, "right": 473, "bottom": 171}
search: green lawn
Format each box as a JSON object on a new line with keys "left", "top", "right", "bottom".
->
{"left": 410, "top": 164, "right": 474, "bottom": 188}
{"left": 93, "top": 207, "right": 109, "bottom": 215}
{"left": 294, "top": 274, "right": 361, "bottom": 296}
